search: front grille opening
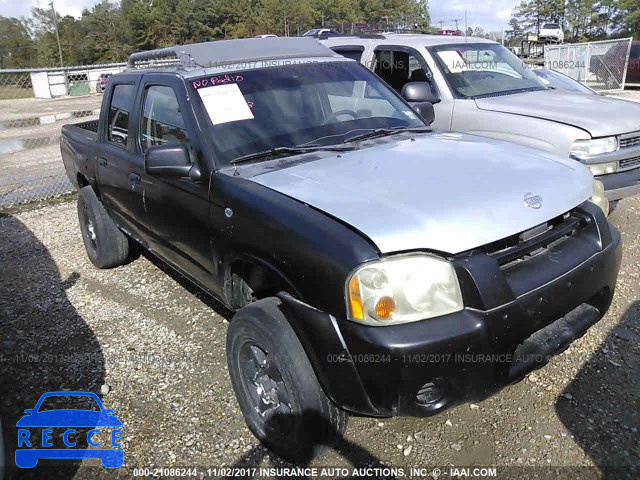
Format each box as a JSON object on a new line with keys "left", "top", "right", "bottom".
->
{"left": 620, "top": 135, "right": 640, "bottom": 149}
{"left": 481, "top": 211, "right": 589, "bottom": 269}
{"left": 619, "top": 156, "right": 640, "bottom": 170}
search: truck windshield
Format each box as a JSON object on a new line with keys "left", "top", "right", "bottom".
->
{"left": 189, "top": 61, "right": 425, "bottom": 166}
{"left": 429, "top": 43, "right": 547, "bottom": 99}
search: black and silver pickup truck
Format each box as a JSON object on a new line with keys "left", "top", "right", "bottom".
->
{"left": 61, "top": 38, "right": 622, "bottom": 461}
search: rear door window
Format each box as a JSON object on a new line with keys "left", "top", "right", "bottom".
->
{"left": 107, "top": 84, "right": 135, "bottom": 147}
{"left": 331, "top": 47, "right": 365, "bottom": 62}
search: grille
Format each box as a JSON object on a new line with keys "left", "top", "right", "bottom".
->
{"left": 482, "top": 211, "right": 589, "bottom": 268}
{"left": 619, "top": 156, "right": 640, "bottom": 170}
{"left": 620, "top": 135, "right": 640, "bottom": 149}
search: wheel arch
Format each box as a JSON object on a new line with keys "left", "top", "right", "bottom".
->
{"left": 222, "top": 254, "right": 303, "bottom": 309}
{"left": 231, "top": 295, "right": 378, "bottom": 416}
{"left": 76, "top": 172, "right": 102, "bottom": 200}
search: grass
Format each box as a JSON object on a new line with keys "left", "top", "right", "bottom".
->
{"left": 0, "top": 191, "right": 76, "bottom": 217}
{"left": 0, "top": 85, "right": 34, "bottom": 100}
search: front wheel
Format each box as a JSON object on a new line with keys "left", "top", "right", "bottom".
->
{"left": 226, "top": 298, "right": 348, "bottom": 463}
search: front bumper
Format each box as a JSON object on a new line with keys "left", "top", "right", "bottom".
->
{"left": 283, "top": 202, "right": 622, "bottom": 417}
{"left": 578, "top": 143, "right": 640, "bottom": 200}
{"left": 599, "top": 166, "right": 640, "bottom": 200}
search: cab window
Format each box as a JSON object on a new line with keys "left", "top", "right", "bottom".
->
{"left": 140, "top": 85, "right": 191, "bottom": 153}
{"left": 373, "top": 49, "right": 431, "bottom": 93}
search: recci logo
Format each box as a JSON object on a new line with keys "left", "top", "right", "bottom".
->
{"left": 15, "top": 391, "right": 124, "bottom": 468}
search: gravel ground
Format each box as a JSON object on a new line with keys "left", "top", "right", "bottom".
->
{"left": 0, "top": 195, "right": 639, "bottom": 480}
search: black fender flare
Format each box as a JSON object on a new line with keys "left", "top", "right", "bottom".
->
{"left": 275, "top": 292, "right": 379, "bottom": 416}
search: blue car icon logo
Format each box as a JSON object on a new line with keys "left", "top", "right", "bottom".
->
{"left": 15, "top": 391, "right": 123, "bottom": 468}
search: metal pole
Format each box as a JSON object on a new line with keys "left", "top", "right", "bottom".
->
{"left": 464, "top": 10, "right": 468, "bottom": 42}
{"left": 50, "top": 1, "right": 64, "bottom": 68}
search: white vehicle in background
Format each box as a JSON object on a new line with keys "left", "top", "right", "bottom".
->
{"left": 302, "top": 28, "right": 341, "bottom": 38}
{"left": 321, "top": 33, "right": 640, "bottom": 205}
{"left": 539, "top": 23, "right": 564, "bottom": 43}
{"left": 254, "top": 34, "right": 278, "bottom": 38}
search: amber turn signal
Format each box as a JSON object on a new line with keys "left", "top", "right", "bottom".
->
{"left": 374, "top": 296, "right": 396, "bottom": 320}
{"left": 348, "top": 276, "right": 364, "bottom": 320}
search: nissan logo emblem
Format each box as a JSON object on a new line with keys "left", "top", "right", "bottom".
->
{"left": 524, "top": 193, "right": 543, "bottom": 209}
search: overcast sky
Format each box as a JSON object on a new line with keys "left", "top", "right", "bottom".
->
{"left": 0, "top": 0, "right": 100, "bottom": 19}
{"left": 0, "top": 0, "right": 519, "bottom": 32}
{"left": 430, "top": 0, "right": 519, "bottom": 32}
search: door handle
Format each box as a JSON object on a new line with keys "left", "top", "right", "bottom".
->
{"left": 129, "top": 173, "right": 141, "bottom": 188}
{"left": 99, "top": 157, "right": 107, "bottom": 167}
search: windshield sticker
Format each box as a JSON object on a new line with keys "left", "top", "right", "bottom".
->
{"left": 437, "top": 51, "right": 466, "bottom": 73}
{"left": 192, "top": 74, "right": 244, "bottom": 89}
{"left": 198, "top": 83, "right": 254, "bottom": 125}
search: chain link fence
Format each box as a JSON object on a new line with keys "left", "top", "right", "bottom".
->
{"left": 545, "top": 38, "right": 633, "bottom": 91}
{"left": 0, "top": 64, "right": 125, "bottom": 210}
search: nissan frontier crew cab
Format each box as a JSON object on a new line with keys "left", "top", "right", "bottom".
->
{"left": 322, "top": 34, "right": 640, "bottom": 206}
{"left": 61, "top": 38, "right": 621, "bottom": 462}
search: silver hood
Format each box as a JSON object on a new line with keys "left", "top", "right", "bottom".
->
{"left": 475, "top": 90, "right": 640, "bottom": 138}
{"left": 250, "top": 132, "right": 593, "bottom": 254}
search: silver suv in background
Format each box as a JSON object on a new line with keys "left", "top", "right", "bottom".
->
{"left": 322, "top": 34, "right": 640, "bottom": 206}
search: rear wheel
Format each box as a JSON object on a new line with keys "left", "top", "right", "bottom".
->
{"left": 226, "top": 298, "right": 348, "bottom": 463}
{"left": 77, "top": 186, "right": 129, "bottom": 268}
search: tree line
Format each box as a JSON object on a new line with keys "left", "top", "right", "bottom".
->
{"left": 0, "top": 0, "right": 430, "bottom": 68}
{"left": 510, "top": 0, "right": 639, "bottom": 42}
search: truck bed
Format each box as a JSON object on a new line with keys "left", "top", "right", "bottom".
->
{"left": 60, "top": 120, "right": 100, "bottom": 190}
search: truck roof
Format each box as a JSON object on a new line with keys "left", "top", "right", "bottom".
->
{"left": 321, "top": 33, "right": 496, "bottom": 48}
{"left": 125, "top": 37, "right": 341, "bottom": 76}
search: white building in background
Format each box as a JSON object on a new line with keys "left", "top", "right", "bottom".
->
{"left": 29, "top": 64, "right": 126, "bottom": 98}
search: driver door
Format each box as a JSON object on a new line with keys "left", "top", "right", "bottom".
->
{"left": 372, "top": 46, "right": 452, "bottom": 130}
{"left": 131, "top": 75, "right": 215, "bottom": 289}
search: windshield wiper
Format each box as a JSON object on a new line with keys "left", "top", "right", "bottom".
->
{"left": 473, "top": 86, "right": 547, "bottom": 99}
{"left": 343, "top": 126, "right": 431, "bottom": 144}
{"left": 230, "top": 145, "right": 353, "bottom": 165}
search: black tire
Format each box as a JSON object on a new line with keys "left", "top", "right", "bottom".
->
{"left": 77, "top": 186, "right": 129, "bottom": 268}
{"left": 226, "top": 298, "right": 348, "bottom": 463}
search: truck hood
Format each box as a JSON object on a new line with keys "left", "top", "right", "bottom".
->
{"left": 475, "top": 90, "right": 640, "bottom": 137}
{"left": 250, "top": 132, "right": 593, "bottom": 254}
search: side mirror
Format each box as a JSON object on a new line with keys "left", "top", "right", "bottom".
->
{"left": 23, "top": 409, "right": 34, "bottom": 414}
{"left": 104, "top": 409, "right": 116, "bottom": 414}
{"left": 401, "top": 81, "right": 441, "bottom": 104}
{"left": 145, "top": 144, "right": 200, "bottom": 180}
{"left": 411, "top": 102, "right": 436, "bottom": 125}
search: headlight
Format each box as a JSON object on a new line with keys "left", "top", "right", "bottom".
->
{"left": 346, "top": 254, "right": 464, "bottom": 326}
{"left": 588, "top": 161, "right": 618, "bottom": 176}
{"left": 571, "top": 137, "right": 618, "bottom": 158}
{"left": 590, "top": 179, "right": 610, "bottom": 216}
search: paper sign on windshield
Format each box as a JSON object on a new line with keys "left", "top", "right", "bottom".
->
{"left": 198, "top": 83, "right": 254, "bottom": 125}
{"left": 437, "top": 51, "right": 466, "bottom": 73}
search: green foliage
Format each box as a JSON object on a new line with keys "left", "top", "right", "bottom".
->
{"left": 0, "top": 0, "right": 431, "bottom": 67}
{"left": 0, "top": 16, "right": 35, "bottom": 68}
{"left": 510, "top": 0, "right": 640, "bottom": 41}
